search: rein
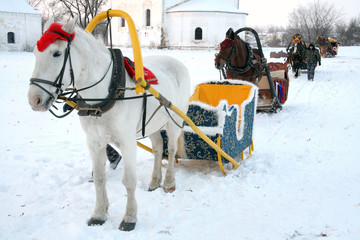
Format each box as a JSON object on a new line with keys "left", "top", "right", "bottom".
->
{"left": 57, "top": 48, "right": 154, "bottom": 117}
{"left": 30, "top": 28, "right": 153, "bottom": 118}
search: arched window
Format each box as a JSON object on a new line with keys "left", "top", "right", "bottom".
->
{"left": 195, "top": 27, "right": 202, "bottom": 40}
{"left": 7, "top": 32, "right": 15, "bottom": 44}
{"left": 146, "top": 9, "right": 151, "bottom": 26}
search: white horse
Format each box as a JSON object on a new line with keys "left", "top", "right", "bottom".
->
{"left": 27, "top": 18, "right": 190, "bottom": 231}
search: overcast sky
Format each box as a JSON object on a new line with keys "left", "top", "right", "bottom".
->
{"left": 240, "top": 0, "right": 360, "bottom": 27}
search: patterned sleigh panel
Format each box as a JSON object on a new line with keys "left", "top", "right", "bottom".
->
{"left": 162, "top": 80, "right": 257, "bottom": 162}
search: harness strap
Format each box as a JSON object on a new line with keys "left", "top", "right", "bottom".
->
{"left": 141, "top": 93, "right": 147, "bottom": 137}
{"left": 77, "top": 48, "right": 125, "bottom": 116}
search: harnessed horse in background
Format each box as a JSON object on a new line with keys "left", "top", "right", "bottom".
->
{"left": 214, "top": 28, "right": 287, "bottom": 112}
{"left": 286, "top": 35, "right": 307, "bottom": 77}
{"left": 316, "top": 35, "right": 339, "bottom": 57}
{"left": 27, "top": 18, "right": 190, "bottom": 231}
{"left": 214, "top": 28, "right": 265, "bottom": 84}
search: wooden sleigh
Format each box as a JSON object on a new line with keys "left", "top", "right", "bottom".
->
{"left": 161, "top": 80, "right": 257, "bottom": 174}
{"left": 257, "top": 62, "right": 290, "bottom": 110}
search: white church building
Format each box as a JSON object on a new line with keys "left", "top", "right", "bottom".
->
{"left": 0, "top": 0, "right": 42, "bottom": 51}
{"left": 108, "top": 0, "right": 247, "bottom": 49}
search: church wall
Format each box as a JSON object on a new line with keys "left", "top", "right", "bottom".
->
{"left": 165, "top": 11, "right": 246, "bottom": 49}
{"left": 0, "top": 12, "right": 41, "bottom": 51}
{"left": 110, "top": 0, "right": 165, "bottom": 48}
{"left": 109, "top": 0, "right": 247, "bottom": 49}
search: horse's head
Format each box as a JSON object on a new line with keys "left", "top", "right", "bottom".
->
{"left": 28, "top": 18, "right": 78, "bottom": 112}
{"left": 214, "top": 28, "right": 235, "bottom": 70}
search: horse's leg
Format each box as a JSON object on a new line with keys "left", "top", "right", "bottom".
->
{"left": 148, "top": 131, "right": 164, "bottom": 191}
{"left": 294, "top": 64, "right": 299, "bottom": 77}
{"left": 163, "top": 126, "right": 181, "bottom": 193}
{"left": 118, "top": 138, "right": 137, "bottom": 231}
{"left": 87, "top": 140, "right": 109, "bottom": 226}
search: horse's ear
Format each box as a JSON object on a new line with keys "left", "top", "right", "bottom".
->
{"left": 226, "top": 28, "right": 235, "bottom": 40}
{"left": 44, "top": 19, "right": 54, "bottom": 31}
{"left": 63, "top": 16, "right": 78, "bottom": 33}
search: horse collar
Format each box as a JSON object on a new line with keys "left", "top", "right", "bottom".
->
{"left": 77, "top": 49, "right": 126, "bottom": 117}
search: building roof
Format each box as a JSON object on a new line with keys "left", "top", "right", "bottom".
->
{"left": 166, "top": 0, "right": 247, "bottom": 15}
{"left": 0, "top": 0, "right": 41, "bottom": 15}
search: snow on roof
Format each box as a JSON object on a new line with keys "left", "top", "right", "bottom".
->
{"left": 0, "top": 0, "right": 41, "bottom": 15}
{"left": 166, "top": 0, "right": 247, "bottom": 15}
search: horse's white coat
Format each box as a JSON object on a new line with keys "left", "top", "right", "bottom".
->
{"left": 27, "top": 19, "right": 190, "bottom": 229}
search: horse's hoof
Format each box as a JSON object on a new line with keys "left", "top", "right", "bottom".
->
{"left": 163, "top": 186, "right": 175, "bottom": 193}
{"left": 119, "top": 220, "right": 136, "bottom": 231}
{"left": 88, "top": 218, "right": 106, "bottom": 226}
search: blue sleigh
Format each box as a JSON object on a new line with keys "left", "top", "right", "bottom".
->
{"left": 161, "top": 80, "right": 257, "bottom": 173}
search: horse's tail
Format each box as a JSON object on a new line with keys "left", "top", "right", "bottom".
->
{"left": 176, "top": 131, "right": 188, "bottom": 160}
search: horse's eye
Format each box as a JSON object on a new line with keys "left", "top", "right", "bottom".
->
{"left": 53, "top": 51, "right": 62, "bottom": 57}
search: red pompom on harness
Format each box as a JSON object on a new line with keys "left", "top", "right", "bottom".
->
{"left": 37, "top": 23, "right": 75, "bottom": 52}
{"left": 293, "top": 35, "right": 302, "bottom": 44}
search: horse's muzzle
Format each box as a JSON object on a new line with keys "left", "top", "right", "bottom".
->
{"left": 27, "top": 86, "right": 54, "bottom": 112}
{"left": 215, "top": 61, "right": 224, "bottom": 70}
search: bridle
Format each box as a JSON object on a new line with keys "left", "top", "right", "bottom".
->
{"left": 30, "top": 30, "right": 76, "bottom": 101}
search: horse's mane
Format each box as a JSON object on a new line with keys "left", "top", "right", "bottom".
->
{"left": 72, "top": 26, "right": 109, "bottom": 60}
{"left": 316, "top": 36, "right": 326, "bottom": 45}
{"left": 234, "top": 35, "right": 244, "bottom": 46}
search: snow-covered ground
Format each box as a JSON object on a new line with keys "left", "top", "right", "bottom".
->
{"left": 0, "top": 46, "right": 359, "bottom": 240}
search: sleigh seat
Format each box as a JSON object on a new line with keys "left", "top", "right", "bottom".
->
{"left": 257, "top": 62, "right": 290, "bottom": 109}
{"left": 161, "top": 80, "right": 257, "bottom": 172}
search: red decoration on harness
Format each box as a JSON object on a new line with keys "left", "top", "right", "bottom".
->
{"left": 293, "top": 35, "right": 302, "bottom": 44}
{"left": 37, "top": 23, "right": 75, "bottom": 52}
{"left": 220, "top": 38, "right": 234, "bottom": 50}
{"left": 123, "top": 58, "right": 158, "bottom": 84}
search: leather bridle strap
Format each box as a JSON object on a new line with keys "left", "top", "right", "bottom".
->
{"left": 30, "top": 35, "right": 74, "bottom": 98}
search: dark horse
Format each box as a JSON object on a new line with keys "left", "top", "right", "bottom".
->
{"left": 214, "top": 28, "right": 265, "bottom": 84}
{"left": 214, "top": 28, "right": 285, "bottom": 112}
{"left": 286, "top": 41, "right": 307, "bottom": 77}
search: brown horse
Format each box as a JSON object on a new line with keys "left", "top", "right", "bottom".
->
{"left": 214, "top": 28, "right": 265, "bottom": 84}
{"left": 215, "top": 28, "right": 288, "bottom": 111}
{"left": 316, "top": 35, "right": 339, "bottom": 57}
{"left": 286, "top": 41, "right": 307, "bottom": 77}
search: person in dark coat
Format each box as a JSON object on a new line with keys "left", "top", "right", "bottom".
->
{"left": 305, "top": 43, "right": 321, "bottom": 81}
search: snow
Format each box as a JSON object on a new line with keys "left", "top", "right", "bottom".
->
{"left": 0, "top": 46, "right": 360, "bottom": 239}
{"left": 0, "top": 0, "right": 41, "bottom": 15}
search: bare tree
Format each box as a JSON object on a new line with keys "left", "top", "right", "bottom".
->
{"left": 55, "top": 0, "right": 107, "bottom": 28}
{"left": 344, "top": 17, "right": 360, "bottom": 46}
{"left": 28, "top": 0, "right": 109, "bottom": 42}
{"left": 27, "top": 0, "right": 42, "bottom": 8}
{"left": 287, "top": 0, "right": 343, "bottom": 43}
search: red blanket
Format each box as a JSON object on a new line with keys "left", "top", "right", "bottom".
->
{"left": 123, "top": 57, "right": 158, "bottom": 84}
